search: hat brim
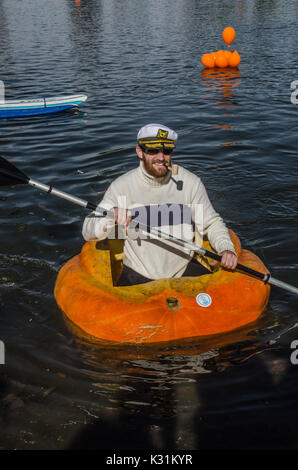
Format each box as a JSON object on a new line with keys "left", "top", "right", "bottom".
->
{"left": 138, "top": 139, "right": 175, "bottom": 149}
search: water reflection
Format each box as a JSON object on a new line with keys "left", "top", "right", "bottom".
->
{"left": 62, "top": 308, "right": 290, "bottom": 449}
{"left": 200, "top": 68, "right": 241, "bottom": 108}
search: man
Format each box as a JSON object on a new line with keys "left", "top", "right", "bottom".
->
{"left": 82, "top": 123, "right": 237, "bottom": 286}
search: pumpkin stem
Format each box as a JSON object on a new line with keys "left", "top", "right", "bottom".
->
{"left": 166, "top": 297, "right": 180, "bottom": 311}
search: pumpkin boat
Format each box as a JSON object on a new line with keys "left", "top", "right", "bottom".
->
{"left": 54, "top": 230, "right": 270, "bottom": 344}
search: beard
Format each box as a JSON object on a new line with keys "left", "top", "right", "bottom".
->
{"left": 142, "top": 155, "right": 170, "bottom": 178}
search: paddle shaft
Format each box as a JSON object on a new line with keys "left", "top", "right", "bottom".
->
{"left": 29, "top": 178, "right": 97, "bottom": 212}
{"left": 148, "top": 228, "right": 298, "bottom": 294}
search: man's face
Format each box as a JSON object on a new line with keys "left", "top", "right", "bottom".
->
{"left": 137, "top": 146, "right": 172, "bottom": 178}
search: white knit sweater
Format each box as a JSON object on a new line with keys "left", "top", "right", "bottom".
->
{"left": 82, "top": 162, "right": 236, "bottom": 279}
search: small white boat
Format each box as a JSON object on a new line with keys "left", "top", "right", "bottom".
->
{"left": 0, "top": 94, "right": 87, "bottom": 118}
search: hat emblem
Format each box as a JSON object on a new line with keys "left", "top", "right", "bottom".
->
{"left": 157, "top": 129, "right": 168, "bottom": 139}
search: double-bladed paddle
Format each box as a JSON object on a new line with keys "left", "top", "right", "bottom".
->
{"left": 0, "top": 156, "right": 297, "bottom": 295}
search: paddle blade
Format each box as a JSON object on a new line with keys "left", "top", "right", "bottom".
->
{"left": 0, "top": 156, "right": 29, "bottom": 186}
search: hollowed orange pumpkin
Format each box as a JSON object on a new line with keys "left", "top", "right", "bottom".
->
{"left": 54, "top": 231, "right": 270, "bottom": 344}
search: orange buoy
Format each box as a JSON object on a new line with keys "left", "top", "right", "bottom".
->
{"left": 54, "top": 231, "right": 270, "bottom": 344}
{"left": 201, "top": 53, "right": 215, "bottom": 69}
{"left": 222, "top": 27, "right": 236, "bottom": 45}
{"left": 223, "top": 50, "right": 233, "bottom": 61}
{"left": 215, "top": 52, "right": 229, "bottom": 68}
{"left": 228, "top": 50, "right": 241, "bottom": 67}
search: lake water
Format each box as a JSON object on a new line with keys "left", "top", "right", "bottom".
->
{"left": 0, "top": 0, "right": 298, "bottom": 450}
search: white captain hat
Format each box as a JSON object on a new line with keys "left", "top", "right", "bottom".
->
{"left": 137, "top": 123, "right": 178, "bottom": 149}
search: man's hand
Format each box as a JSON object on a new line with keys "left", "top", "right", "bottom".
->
{"left": 210, "top": 250, "right": 238, "bottom": 270}
{"left": 113, "top": 207, "right": 132, "bottom": 232}
{"left": 220, "top": 250, "right": 238, "bottom": 270}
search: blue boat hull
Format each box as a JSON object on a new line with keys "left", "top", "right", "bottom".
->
{"left": 0, "top": 104, "right": 77, "bottom": 118}
{"left": 0, "top": 94, "right": 87, "bottom": 119}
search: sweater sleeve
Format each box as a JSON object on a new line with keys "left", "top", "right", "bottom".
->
{"left": 191, "top": 179, "right": 236, "bottom": 255}
{"left": 82, "top": 183, "right": 117, "bottom": 241}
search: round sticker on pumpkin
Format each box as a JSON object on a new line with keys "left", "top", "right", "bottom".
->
{"left": 196, "top": 293, "right": 212, "bottom": 307}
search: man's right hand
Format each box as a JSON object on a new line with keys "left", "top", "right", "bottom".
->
{"left": 113, "top": 207, "right": 132, "bottom": 232}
